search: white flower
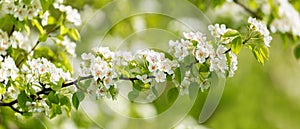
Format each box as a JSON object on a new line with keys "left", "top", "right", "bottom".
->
{"left": 41, "top": 11, "right": 50, "bottom": 26}
{"left": 81, "top": 53, "right": 94, "bottom": 60}
{"left": 157, "top": 60, "right": 173, "bottom": 74}
{"left": 103, "top": 77, "right": 113, "bottom": 89}
{"left": 153, "top": 71, "right": 166, "bottom": 83}
{"left": 80, "top": 67, "right": 90, "bottom": 76}
{"left": 216, "top": 45, "right": 228, "bottom": 59}
{"left": 136, "top": 75, "right": 152, "bottom": 83}
{"left": 56, "top": 4, "right": 82, "bottom": 26}
{"left": 270, "top": 0, "right": 300, "bottom": 36}
{"left": 148, "top": 63, "right": 157, "bottom": 72}
{"left": 228, "top": 52, "right": 238, "bottom": 77}
{"left": 14, "top": 7, "right": 27, "bottom": 21}
{"left": 3, "top": 2, "right": 15, "bottom": 14}
{"left": 0, "top": 30, "right": 10, "bottom": 55}
{"left": 1, "top": 56, "right": 19, "bottom": 82}
{"left": 208, "top": 24, "right": 228, "bottom": 38}
{"left": 248, "top": 17, "right": 272, "bottom": 47}
{"left": 60, "top": 36, "right": 77, "bottom": 57}
{"left": 6, "top": 86, "right": 19, "bottom": 100}
{"left": 194, "top": 46, "right": 209, "bottom": 63}
{"left": 93, "top": 47, "right": 114, "bottom": 59}
{"left": 174, "top": 45, "right": 189, "bottom": 61}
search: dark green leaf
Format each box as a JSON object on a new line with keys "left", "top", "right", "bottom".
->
{"left": 59, "top": 95, "right": 70, "bottom": 106}
{"left": 17, "top": 91, "right": 27, "bottom": 108}
{"left": 174, "top": 68, "right": 182, "bottom": 84}
{"left": 294, "top": 44, "right": 300, "bottom": 59}
{"left": 48, "top": 91, "right": 59, "bottom": 104}
{"left": 72, "top": 93, "right": 80, "bottom": 110}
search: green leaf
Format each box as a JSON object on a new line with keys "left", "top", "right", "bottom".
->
{"left": 59, "top": 95, "right": 70, "bottom": 106}
{"left": 68, "top": 28, "right": 80, "bottom": 41}
{"left": 60, "top": 25, "right": 69, "bottom": 35}
{"left": 223, "top": 29, "right": 240, "bottom": 38}
{"left": 294, "top": 44, "right": 300, "bottom": 59}
{"left": 72, "top": 91, "right": 85, "bottom": 110}
{"left": 231, "top": 36, "right": 242, "bottom": 55}
{"left": 75, "top": 91, "right": 85, "bottom": 102}
{"left": 109, "top": 87, "right": 117, "bottom": 100}
{"left": 174, "top": 67, "right": 182, "bottom": 84}
{"left": 38, "top": 33, "right": 48, "bottom": 42}
{"left": 128, "top": 90, "right": 139, "bottom": 102}
{"left": 167, "top": 87, "right": 179, "bottom": 104}
{"left": 51, "top": 78, "right": 63, "bottom": 91}
{"left": 50, "top": 104, "right": 62, "bottom": 119}
{"left": 48, "top": 91, "right": 59, "bottom": 104}
{"left": 0, "top": 83, "right": 6, "bottom": 94}
{"left": 40, "top": 0, "right": 54, "bottom": 12}
{"left": 72, "top": 93, "right": 80, "bottom": 110}
{"left": 17, "top": 91, "right": 27, "bottom": 108}
{"left": 47, "top": 16, "right": 57, "bottom": 25}
{"left": 260, "top": 45, "right": 269, "bottom": 60}
{"left": 150, "top": 48, "right": 174, "bottom": 60}
{"left": 32, "top": 19, "right": 45, "bottom": 34}
{"left": 252, "top": 47, "right": 265, "bottom": 65}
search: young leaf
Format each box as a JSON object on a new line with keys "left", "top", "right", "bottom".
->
{"left": 260, "top": 45, "right": 269, "bottom": 60}
{"left": 60, "top": 25, "right": 68, "bottom": 35}
{"left": 223, "top": 29, "right": 240, "bottom": 38}
{"left": 48, "top": 91, "right": 59, "bottom": 104}
{"left": 252, "top": 47, "right": 265, "bottom": 65}
{"left": 231, "top": 36, "right": 242, "bottom": 55}
{"left": 68, "top": 28, "right": 80, "bottom": 41}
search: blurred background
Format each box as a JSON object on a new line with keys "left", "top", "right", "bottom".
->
{"left": 1, "top": 0, "right": 300, "bottom": 129}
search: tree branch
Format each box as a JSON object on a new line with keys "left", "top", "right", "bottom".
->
{"left": 233, "top": 0, "right": 262, "bottom": 19}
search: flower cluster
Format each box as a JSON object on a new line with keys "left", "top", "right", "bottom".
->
{"left": 21, "top": 58, "right": 73, "bottom": 90}
{"left": 54, "top": 1, "right": 82, "bottom": 26}
{"left": 0, "top": 29, "right": 31, "bottom": 55}
{"left": 80, "top": 47, "right": 117, "bottom": 98}
{"left": 137, "top": 49, "right": 179, "bottom": 82}
{"left": 270, "top": 0, "right": 300, "bottom": 37}
{"left": 248, "top": 17, "right": 272, "bottom": 47}
{"left": 1, "top": 0, "right": 41, "bottom": 21}
{"left": 0, "top": 56, "right": 19, "bottom": 84}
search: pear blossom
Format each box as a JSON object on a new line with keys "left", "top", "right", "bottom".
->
{"left": 153, "top": 71, "right": 166, "bottom": 83}
{"left": 136, "top": 75, "right": 152, "bottom": 83}
{"left": 208, "top": 24, "right": 228, "bottom": 38}
{"left": 41, "top": 11, "right": 50, "bottom": 26}
{"left": 248, "top": 17, "right": 272, "bottom": 47}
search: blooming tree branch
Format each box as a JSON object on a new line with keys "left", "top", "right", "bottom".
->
{"left": 5, "top": 0, "right": 300, "bottom": 121}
